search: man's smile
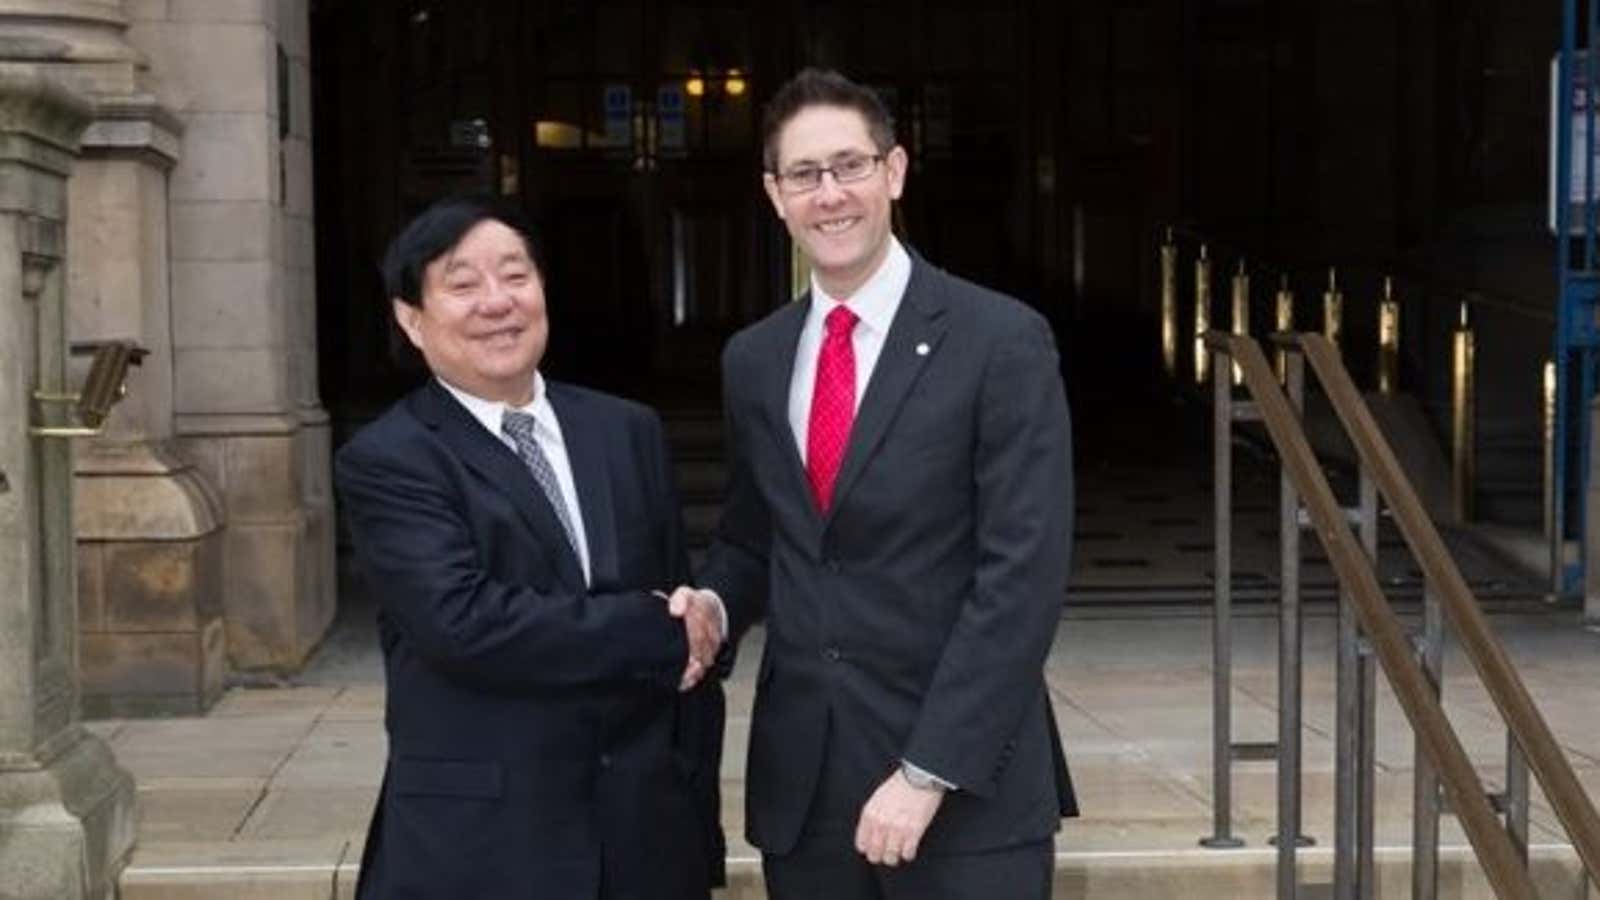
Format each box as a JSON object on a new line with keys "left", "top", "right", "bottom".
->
{"left": 814, "top": 215, "right": 862, "bottom": 235}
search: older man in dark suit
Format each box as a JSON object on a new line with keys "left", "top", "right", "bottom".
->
{"left": 683, "top": 68, "right": 1077, "bottom": 900}
{"left": 336, "top": 195, "right": 725, "bottom": 900}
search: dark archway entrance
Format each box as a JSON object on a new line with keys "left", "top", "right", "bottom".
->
{"left": 310, "top": 1, "right": 1080, "bottom": 432}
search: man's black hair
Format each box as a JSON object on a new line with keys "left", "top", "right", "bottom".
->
{"left": 381, "top": 193, "right": 540, "bottom": 308}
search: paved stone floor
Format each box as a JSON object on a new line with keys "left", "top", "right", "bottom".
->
{"left": 99, "top": 393, "right": 1591, "bottom": 897}
{"left": 100, "top": 603, "right": 1600, "bottom": 898}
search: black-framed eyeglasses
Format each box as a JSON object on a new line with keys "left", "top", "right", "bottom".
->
{"left": 771, "top": 153, "right": 885, "bottom": 194}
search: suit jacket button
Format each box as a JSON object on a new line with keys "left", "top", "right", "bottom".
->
{"left": 823, "top": 647, "right": 841, "bottom": 662}
{"left": 599, "top": 753, "right": 612, "bottom": 768}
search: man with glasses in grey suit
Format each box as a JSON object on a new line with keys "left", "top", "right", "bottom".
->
{"left": 675, "top": 68, "right": 1078, "bottom": 900}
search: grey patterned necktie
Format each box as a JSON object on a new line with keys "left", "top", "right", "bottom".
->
{"left": 501, "top": 410, "right": 580, "bottom": 555}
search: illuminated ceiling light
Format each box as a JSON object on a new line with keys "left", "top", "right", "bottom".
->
{"left": 725, "top": 69, "right": 747, "bottom": 96}
{"left": 534, "top": 120, "right": 582, "bottom": 149}
{"left": 686, "top": 76, "right": 706, "bottom": 98}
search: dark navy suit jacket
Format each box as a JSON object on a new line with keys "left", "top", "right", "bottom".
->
{"left": 337, "top": 378, "right": 724, "bottom": 900}
{"left": 701, "top": 255, "right": 1077, "bottom": 856}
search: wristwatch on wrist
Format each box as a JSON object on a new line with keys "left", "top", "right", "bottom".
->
{"left": 900, "top": 762, "right": 944, "bottom": 792}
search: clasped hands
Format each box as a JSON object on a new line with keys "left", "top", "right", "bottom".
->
{"left": 660, "top": 586, "right": 724, "bottom": 691}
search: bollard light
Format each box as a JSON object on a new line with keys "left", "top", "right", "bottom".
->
{"left": 1161, "top": 229, "right": 1178, "bottom": 378}
{"left": 1231, "top": 261, "right": 1250, "bottom": 385}
{"left": 1195, "top": 245, "right": 1212, "bottom": 386}
{"left": 1275, "top": 275, "right": 1295, "bottom": 383}
{"left": 1544, "top": 358, "right": 1557, "bottom": 547}
{"left": 1377, "top": 277, "right": 1400, "bottom": 395}
{"left": 1323, "top": 267, "right": 1343, "bottom": 355}
{"left": 1451, "top": 303, "right": 1476, "bottom": 522}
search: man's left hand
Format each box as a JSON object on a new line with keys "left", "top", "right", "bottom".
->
{"left": 854, "top": 769, "right": 945, "bottom": 867}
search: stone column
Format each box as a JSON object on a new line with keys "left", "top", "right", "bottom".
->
{"left": 0, "top": 62, "right": 137, "bottom": 900}
{"left": 126, "top": 0, "right": 335, "bottom": 673}
{"left": 0, "top": 0, "right": 229, "bottom": 714}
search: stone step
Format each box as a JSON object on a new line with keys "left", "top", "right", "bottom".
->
{"left": 676, "top": 458, "right": 727, "bottom": 498}
{"left": 115, "top": 840, "right": 1588, "bottom": 899}
{"left": 663, "top": 415, "right": 726, "bottom": 454}
{"left": 685, "top": 502, "right": 722, "bottom": 542}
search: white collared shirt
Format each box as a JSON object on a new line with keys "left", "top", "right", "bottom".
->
{"left": 787, "top": 237, "right": 913, "bottom": 458}
{"left": 439, "top": 372, "right": 593, "bottom": 586}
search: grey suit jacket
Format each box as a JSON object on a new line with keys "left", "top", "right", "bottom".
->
{"left": 701, "top": 253, "right": 1077, "bottom": 856}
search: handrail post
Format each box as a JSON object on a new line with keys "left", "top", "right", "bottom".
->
{"left": 1334, "top": 487, "right": 1360, "bottom": 899}
{"left": 1357, "top": 470, "right": 1379, "bottom": 895}
{"left": 1336, "top": 468, "right": 1381, "bottom": 899}
{"left": 1412, "top": 581, "right": 1444, "bottom": 900}
{"left": 1582, "top": 351, "right": 1598, "bottom": 618}
{"left": 1505, "top": 735, "right": 1531, "bottom": 867}
{"left": 1203, "top": 337, "right": 1246, "bottom": 850}
{"left": 1277, "top": 349, "right": 1307, "bottom": 899}
{"left": 1161, "top": 229, "right": 1178, "bottom": 378}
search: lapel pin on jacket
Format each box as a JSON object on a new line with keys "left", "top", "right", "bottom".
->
{"left": 916, "top": 342, "right": 930, "bottom": 356}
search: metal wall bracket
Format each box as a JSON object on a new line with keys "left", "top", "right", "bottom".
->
{"left": 28, "top": 341, "right": 147, "bottom": 439}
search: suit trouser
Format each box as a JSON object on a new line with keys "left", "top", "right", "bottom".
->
{"left": 760, "top": 712, "right": 1053, "bottom": 900}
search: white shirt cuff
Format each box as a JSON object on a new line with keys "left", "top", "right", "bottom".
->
{"left": 902, "top": 759, "right": 957, "bottom": 791}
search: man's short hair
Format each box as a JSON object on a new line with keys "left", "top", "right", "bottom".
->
{"left": 381, "top": 194, "right": 540, "bottom": 308}
{"left": 761, "top": 68, "right": 897, "bottom": 173}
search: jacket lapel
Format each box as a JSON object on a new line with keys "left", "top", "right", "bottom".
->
{"left": 825, "top": 257, "right": 948, "bottom": 526}
{"left": 412, "top": 379, "right": 586, "bottom": 589}
{"left": 762, "top": 298, "right": 815, "bottom": 519}
{"left": 547, "top": 383, "right": 619, "bottom": 588}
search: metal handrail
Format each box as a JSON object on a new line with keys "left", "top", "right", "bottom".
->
{"left": 1295, "top": 331, "right": 1600, "bottom": 883}
{"left": 1206, "top": 330, "right": 1540, "bottom": 899}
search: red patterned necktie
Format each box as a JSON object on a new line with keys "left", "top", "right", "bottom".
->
{"left": 807, "top": 304, "right": 859, "bottom": 513}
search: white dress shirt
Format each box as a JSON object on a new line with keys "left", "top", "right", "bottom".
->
{"left": 439, "top": 372, "right": 593, "bottom": 587}
{"left": 787, "top": 237, "right": 913, "bottom": 458}
{"left": 782, "top": 239, "right": 952, "bottom": 791}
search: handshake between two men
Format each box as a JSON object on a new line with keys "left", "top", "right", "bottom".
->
{"left": 661, "top": 586, "right": 725, "bottom": 692}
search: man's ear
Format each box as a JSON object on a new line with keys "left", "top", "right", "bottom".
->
{"left": 392, "top": 298, "right": 425, "bottom": 350}
{"left": 762, "top": 172, "right": 788, "bottom": 221}
{"left": 885, "top": 145, "right": 908, "bottom": 201}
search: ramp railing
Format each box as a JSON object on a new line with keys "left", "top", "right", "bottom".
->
{"left": 1203, "top": 330, "right": 1600, "bottom": 899}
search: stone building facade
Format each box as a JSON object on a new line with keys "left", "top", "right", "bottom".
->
{"left": 2, "top": 0, "right": 1586, "bottom": 720}
{"left": 1, "top": 0, "right": 333, "bottom": 715}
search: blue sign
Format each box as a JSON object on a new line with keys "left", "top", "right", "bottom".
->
{"left": 658, "top": 84, "right": 685, "bottom": 151}
{"left": 603, "top": 84, "right": 632, "bottom": 147}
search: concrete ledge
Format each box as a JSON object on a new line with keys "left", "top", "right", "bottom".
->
{"left": 118, "top": 840, "right": 1588, "bottom": 900}
{"left": 119, "top": 839, "right": 353, "bottom": 900}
